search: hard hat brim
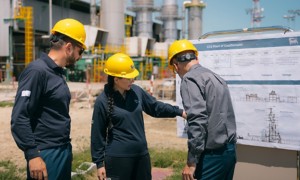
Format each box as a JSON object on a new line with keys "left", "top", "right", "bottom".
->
{"left": 104, "top": 69, "right": 139, "bottom": 79}
{"left": 120, "top": 69, "right": 139, "bottom": 79}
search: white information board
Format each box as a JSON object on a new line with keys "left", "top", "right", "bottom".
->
{"left": 176, "top": 32, "right": 300, "bottom": 151}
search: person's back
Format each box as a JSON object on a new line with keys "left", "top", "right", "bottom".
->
{"left": 168, "top": 39, "right": 237, "bottom": 180}
{"left": 182, "top": 64, "right": 236, "bottom": 149}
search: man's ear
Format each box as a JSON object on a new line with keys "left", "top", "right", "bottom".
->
{"left": 65, "top": 42, "right": 73, "bottom": 53}
{"left": 173, "top": 62, "right": 179, "bottom": 71}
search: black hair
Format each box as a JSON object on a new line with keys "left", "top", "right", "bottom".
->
{"left": 49, "top": 32, "right": 78, "bottom": 50}
{"left": 106, "top": 75, "right": 115, "bottom": 129}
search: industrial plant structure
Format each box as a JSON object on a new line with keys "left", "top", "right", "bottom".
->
{"left": 246, "top": 0, "right": 264, "bottom": 28}
{"left": 0, "top": 0, "right": 206, "bottom": 82}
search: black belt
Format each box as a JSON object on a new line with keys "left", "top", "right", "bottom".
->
{"left": 204, "top": 142, "right": 235, "bottom": 154}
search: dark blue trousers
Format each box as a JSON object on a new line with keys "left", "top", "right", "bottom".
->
{"left": 104, "top": 153, "right": 152, "bottom": 180}
{"left": 195, "top": 143, "right": 236, "bottom": 180}
{"left": 27, "top": 143, "right": 72, "bottom": 180}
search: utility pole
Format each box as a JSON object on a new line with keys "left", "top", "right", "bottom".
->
{"left": 283, "top": 14, "right": 295, "bottom": 28}
{"left": 284, "top": 9, "right": 300, "bottom": 29}
{"left": 49, "top": 0, "right": 52, "bottom": 34}
{"left": 5, "top": 0, "right": 15, "bottom": 82}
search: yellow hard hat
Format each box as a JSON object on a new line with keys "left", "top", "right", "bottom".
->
{"left": 51, "top": 18, "right": 87, "bottom": 49}
{"left": 168, "top": 39, "right": 198, "bottom": 65}
{"left": 104, "top": 53, "right": 139, "bottom": 79}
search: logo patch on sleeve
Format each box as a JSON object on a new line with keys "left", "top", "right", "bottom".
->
{"left": 21, "top": 90, "right": 31, "bottom": 97}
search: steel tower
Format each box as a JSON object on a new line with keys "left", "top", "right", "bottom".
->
{"left": 246, "top": 0, "right": 264, "bottom": 27}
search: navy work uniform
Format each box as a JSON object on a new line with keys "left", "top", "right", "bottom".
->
{"left": 91, "top": 84, "right": 183, "bottom": 180}
{"left": 11, "top": 52, "right": 72, "bottom": 180}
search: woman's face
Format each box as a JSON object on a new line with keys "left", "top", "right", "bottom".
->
{"left": 114, "top": 77, "right": 135, "bottom": 93}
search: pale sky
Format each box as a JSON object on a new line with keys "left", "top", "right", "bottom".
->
{"left": 90, "top": 0, "right": 300, "bottom": 33}
{"left": 151, "top": 0, "right": 300, "bottom": 33}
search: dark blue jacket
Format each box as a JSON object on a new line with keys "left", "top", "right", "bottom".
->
{"left": 91, "top": 84, "right": 183, "bottom": 168}
{"left": 11, "top": 53, "right": 71, "bottom": 160}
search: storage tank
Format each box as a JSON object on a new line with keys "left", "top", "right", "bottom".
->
{"left": 184, "top": 0, "right": 206, "bottom": 39}
{"left": 100, "top": 0, "right": 125, "bottom": 46}
{"left": 157, "top": 0, "right": 183, "bottom": 42}
{"left": 128, "top": 0, "right": 159, "bottom": 38}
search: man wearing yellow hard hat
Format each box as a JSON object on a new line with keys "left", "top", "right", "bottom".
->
{"left": 91, "top": 53, "right": 186, "bottom": 180}
{"left": 168, "top": 39, "right": 237, "bottom": 180}
{"left": 11, "top": 18, "right": 86, "bottom": 180}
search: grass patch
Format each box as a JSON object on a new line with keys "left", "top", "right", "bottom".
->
{"left": 72, "top": 149, "right": 96, "bottom": 180}
{"left": 71, "top": 147, "right": 187, "bottom": 179}
{"left": 0, "top": 160, "right": 23, "bottom": 180}
{"left": 72, "top": 149, "right": 92, "bottom": 171}
{"left": 71, "top": 148, "right": 187, "bottom": 180}
{"left": 149, "top": 148, "right": 186, "bottom": 180}
{"left": 0, "top": 101, "right": 14, "bottom": 107}
{"left": 0, "top": 148, "right": 187, "bottom": 180}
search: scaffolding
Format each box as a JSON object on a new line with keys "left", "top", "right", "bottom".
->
{"left": 125, "top": 15, "right": 133, "bottom": 37}
{"left": 14, "top": 6, "right": 34, "bottom": 66}
{"left": 81, "top": 44, "right": 173, "bottom": 82}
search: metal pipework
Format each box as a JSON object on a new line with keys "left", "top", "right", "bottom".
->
{"left": 157, "top": 0, "right": 183, "bottom": 42}
{"left": 128, "top": 0, "right": 159, "bottom": 38}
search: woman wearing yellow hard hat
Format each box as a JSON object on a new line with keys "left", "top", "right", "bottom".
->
{"left": 91, "top": 53, "right": 186, "bottom": 180}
